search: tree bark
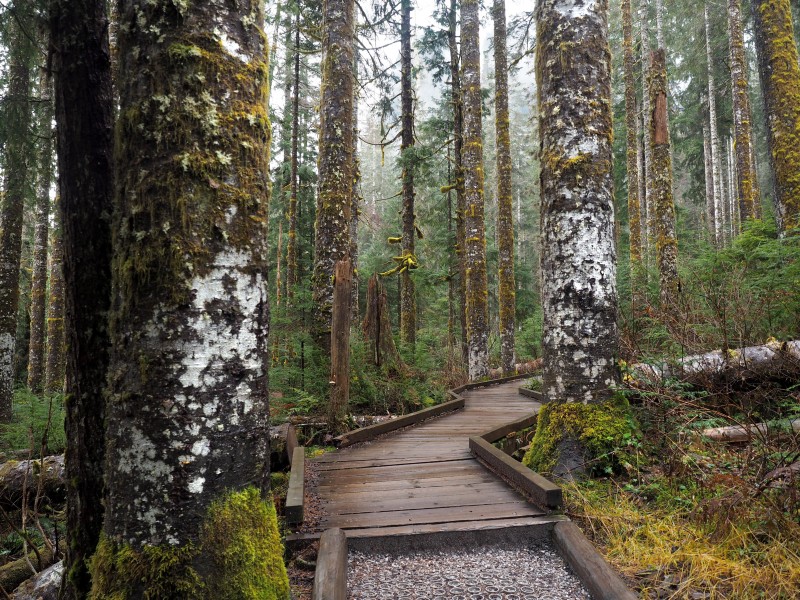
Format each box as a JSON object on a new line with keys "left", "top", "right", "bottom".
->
{"left": 751, "top": 0, "right": 800, "bottom": 235}
{"left": 351, "top": 45, "right": 361, "bottom": 323}
{"left": 639, "top": 0, "right": 654, "bottom": 265}
{"left": 493, "top": 0, "right": 516, "bottom": 376}
{"left": 448, "top": 0, "right": 468, "bottom": 367}
{"left": 286, "top": 9, "right": 300, "bottom": 302}
{"left": 0, "top": 3, "right": 35, "bottom": 422}
{"left": 622, "top": 0, "right": 643, "bottom": 289}
{"left": 27, "top": 77, "right": 53, "bottom": 395}
{"left": 705, "top": 2, "right": 724, "bottom": 247}
{"left": 329, "top": 260, "right": 352, "bottom": 435}
{"left": 0, "top": 455, "right": 65, "bottom": 510}
{"left": 49, "top": 0, "right": 114, "bottom": 593}
{"left": 537, "top": 0, "right": 618, "bottom": 403}
{"left": 43, "top": 217, "right": 65, "bottom": 396}
{"left": 313, "top": 0, "right": 355, "bottom": 349}
{"left": 400, "top": 0, "right": 417, "bottom": 346}
{"left": 728, "top": 0, "right": 760, "bottom": 223}
{"left": 461, "top": 0, "right": 489, "bottom": 381}
{"left": 702, "top": 96, "right": 717, "bottom": 241}
{"left": 94, "top": 1, "right": 288, "bottom": 597}
{"left": 649, "top": 49, "right": 680, "bottom": 307}
{"left": 362, "top": 274, "right": 405, "bottom": 372}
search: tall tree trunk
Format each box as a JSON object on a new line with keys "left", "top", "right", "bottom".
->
{"left": 649, "top": 49, "right": 680, "bottom": 307}
{"left": 751, "top": 0, "right": 800, "bottom": 235}
{"left": 493, "top": 0, "right": 516, "bottom": 376}
{"left": 286, "top": 9, "right": 300, "bottom": 301}
{"left": 0, "top": 5, "right": 35, "bottom": 422}
{"left": 719, "top": 139, "right": 732, "bottom": 245}
{"left": 400, "top": 0, "right": 417, "bottom": 346}
{"left": 351, "top": 45, "right": 361, "bottom": 323}
{"left": 49, "top": 0, "right": 113, "bottom": 595}
{"left": 705, "top": 2, "right": 724, "bottom": 246}
{"left": 461, "top": 0, "right": 489, "bottom": 381}
{"left": 639, "top": 0, "right": 654, "bottom": 268}
{"left": 43, "top": 216, "right": 65, "bottom": 396}
{"left": 537, "top": 0, "right": 618, "bottom": 403}
{"left": 92, "top": 1, "right": 288, "bottom": 597}
{"left": 448, "top": 0, "right": 468, "bottom": 367}
{"left": 728, "top": 0, "right": 760, "bottom": 223}
{"left": 702, "top": 96, "right": 717, "bottom": 241}
{"left": 622, "top": 0, "right": 643, "bottom": 291}
{"left": 313, "top": 0, "right": 355, "bottom": 349}
{"left": 27, "top": 77, "right": 53, "bottom": 395}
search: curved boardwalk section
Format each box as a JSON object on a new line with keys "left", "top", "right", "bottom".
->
{"left": 308, "top": 381, "right": 547, "bottom": 538}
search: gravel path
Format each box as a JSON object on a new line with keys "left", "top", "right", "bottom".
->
{"left": 348, "top": 542, "right": 592, "bottom": 600}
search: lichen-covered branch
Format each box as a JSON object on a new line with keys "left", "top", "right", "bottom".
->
{"left": 461, "top": 0, "right": 489, "bottom": 381}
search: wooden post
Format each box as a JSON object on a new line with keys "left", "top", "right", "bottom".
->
{"left": 329, "top": 259, "right": 352, "bottom": 435}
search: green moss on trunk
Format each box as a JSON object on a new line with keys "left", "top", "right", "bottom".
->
{"left": 523, "top": 398, "right": 637, "bottom": 479}
{"left": 89, "top": 488, "right": 289, "bottom": 600}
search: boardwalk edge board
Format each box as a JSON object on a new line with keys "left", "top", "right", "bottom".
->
{"left": 518, "top": 386, "right": 544, "bottom": 400}
{"left": 312, "top": 528, "right": 347, "bottom": 600}
{"left": 286, "top": 446, "right": 305, "bottom": 527}
{"left": 553, "top": 521, "right": 639, "bottom": 600}
{"left": 470, "top": 436, "right": 563, "bottom": 510}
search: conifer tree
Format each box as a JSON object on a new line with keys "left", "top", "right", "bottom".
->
{"left": 400, "top": 0, "right": 417, "bottom": 344}
{"left": 461, "top": 0, "right": 489, "bottom": 380}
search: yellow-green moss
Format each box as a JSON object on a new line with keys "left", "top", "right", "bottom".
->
{"left": 523, "top": 397, "right": 638, "bottom": 477}
{"left": 89, "top": 488, "right": 289, "bottom": 600}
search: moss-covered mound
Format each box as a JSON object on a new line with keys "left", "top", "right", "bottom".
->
{"left": 523, "top": 397, "right": 637, "bottom": 479}
{"left": 89, "top": 487, "right": 290, "bottom": 599}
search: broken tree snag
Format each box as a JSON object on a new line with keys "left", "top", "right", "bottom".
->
{"left": 631, "top": 339, "right": 800, "bottom": 384}
{"left": 361, "top": 274, "right": 405, "bottom": 372}
{"left": 330, "top": 259, "right": 353, "bottom": 435}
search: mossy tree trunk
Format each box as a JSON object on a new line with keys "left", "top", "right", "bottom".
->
{"left": 702, "top": 96, "right": 717, "bottom": 241}
{"left": 462, "top": 0, "right": 489, "bottom": 381}
{"left": 728, "top": 0, "right": 760, "bottom": 223}
{"left": 351, "top": 46, "right": 361, "bottom": 323}
{"left": 93, "top": 0, "right": 288, "bottom": 597}
{"left": 493, "top": 0, "right": 516, "bottom": 377}
{"left": 448, "top": 0, "right": 468, "bottom": 367}
{"left": 27, "top": 76, "right": 53, "bottom": 395}
{"left": 705, "top": 2, "right": 724, "bottom": 246}
{"left": 537, "top": 0, "right": 618, "bottom": 404}
{"left": 286, "top": 8, "right": 300, "bottom": 302}
{"left": 622, "top": 0, "right": 643, "bottom": 296}
{"left": 49, "top": 0, "right": 114, "bottom": 595}
{"left": 43, "top": 216, "right": 65, "bottom": 396}
{"left": 313, "top": 0, "right": 355, "bottom": 350}
{"left": 752, "top": 0, "right": 800, "bottom": 235}
{"left": 400, "top": 0, "right": 417, "bottom": 346}
{"left": 639, "top": 0, "right": 654, "bottom": 266}
{"left": 648, "top": 49, "right": 680, "bottom": 308}
{"left": 0, "top": 3, "right": 35, "bottom": 422}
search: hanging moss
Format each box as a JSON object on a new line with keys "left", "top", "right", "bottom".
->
{"left": 89, "top": 488, "right": 289, "bottom": 599}
{"left": 523, "top": 397, "right": 638, "bottom": 478}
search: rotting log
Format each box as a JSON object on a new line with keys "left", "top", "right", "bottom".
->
{"left": 312, "top": 528, "right": 347, "bottom": 600}
{"left": 0, "top": 456, "right": 64, "bottom": 509}
{"left": 702, "top": 419, "right": 800, "bottom": 442}
{"left": 9, "top": 560, "right": 62, "bottom": 600}
{"left": 0, "top": 546, "right": 56, "bottom": 594}
{"left": 631, "top": 340, "right": 800, "bottom": 384}
{"left": 329, "top": 259, "right": 352, "bottom": 435}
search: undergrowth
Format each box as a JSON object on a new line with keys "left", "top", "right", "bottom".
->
{"left": 0, "top": 389, "right": 65, "bottom": 457}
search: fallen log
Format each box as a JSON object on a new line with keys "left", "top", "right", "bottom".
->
{"left": 0, "top": 546, "right": 56, "bottom": 594}
{"left": 702, "top": 419, "right": 800, "bottom": 442}
{"left": 488, "top": 358, "right": 542, "bottom": 380}
{"left": 0, "top": 456, "right": 65, "bottom": 509}
{"left": 9, "top": 560, "right": 62, "bottom": 600}
{"left": 631, "top": 339, "right": 800, "bottom": 384}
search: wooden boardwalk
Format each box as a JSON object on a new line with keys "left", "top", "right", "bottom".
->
{"left": 308, "top": 381, "right": 548, "bottom": 538}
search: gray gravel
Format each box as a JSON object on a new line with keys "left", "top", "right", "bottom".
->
{"left": 348, "top": 542, "right": 592, "bottom": 599}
